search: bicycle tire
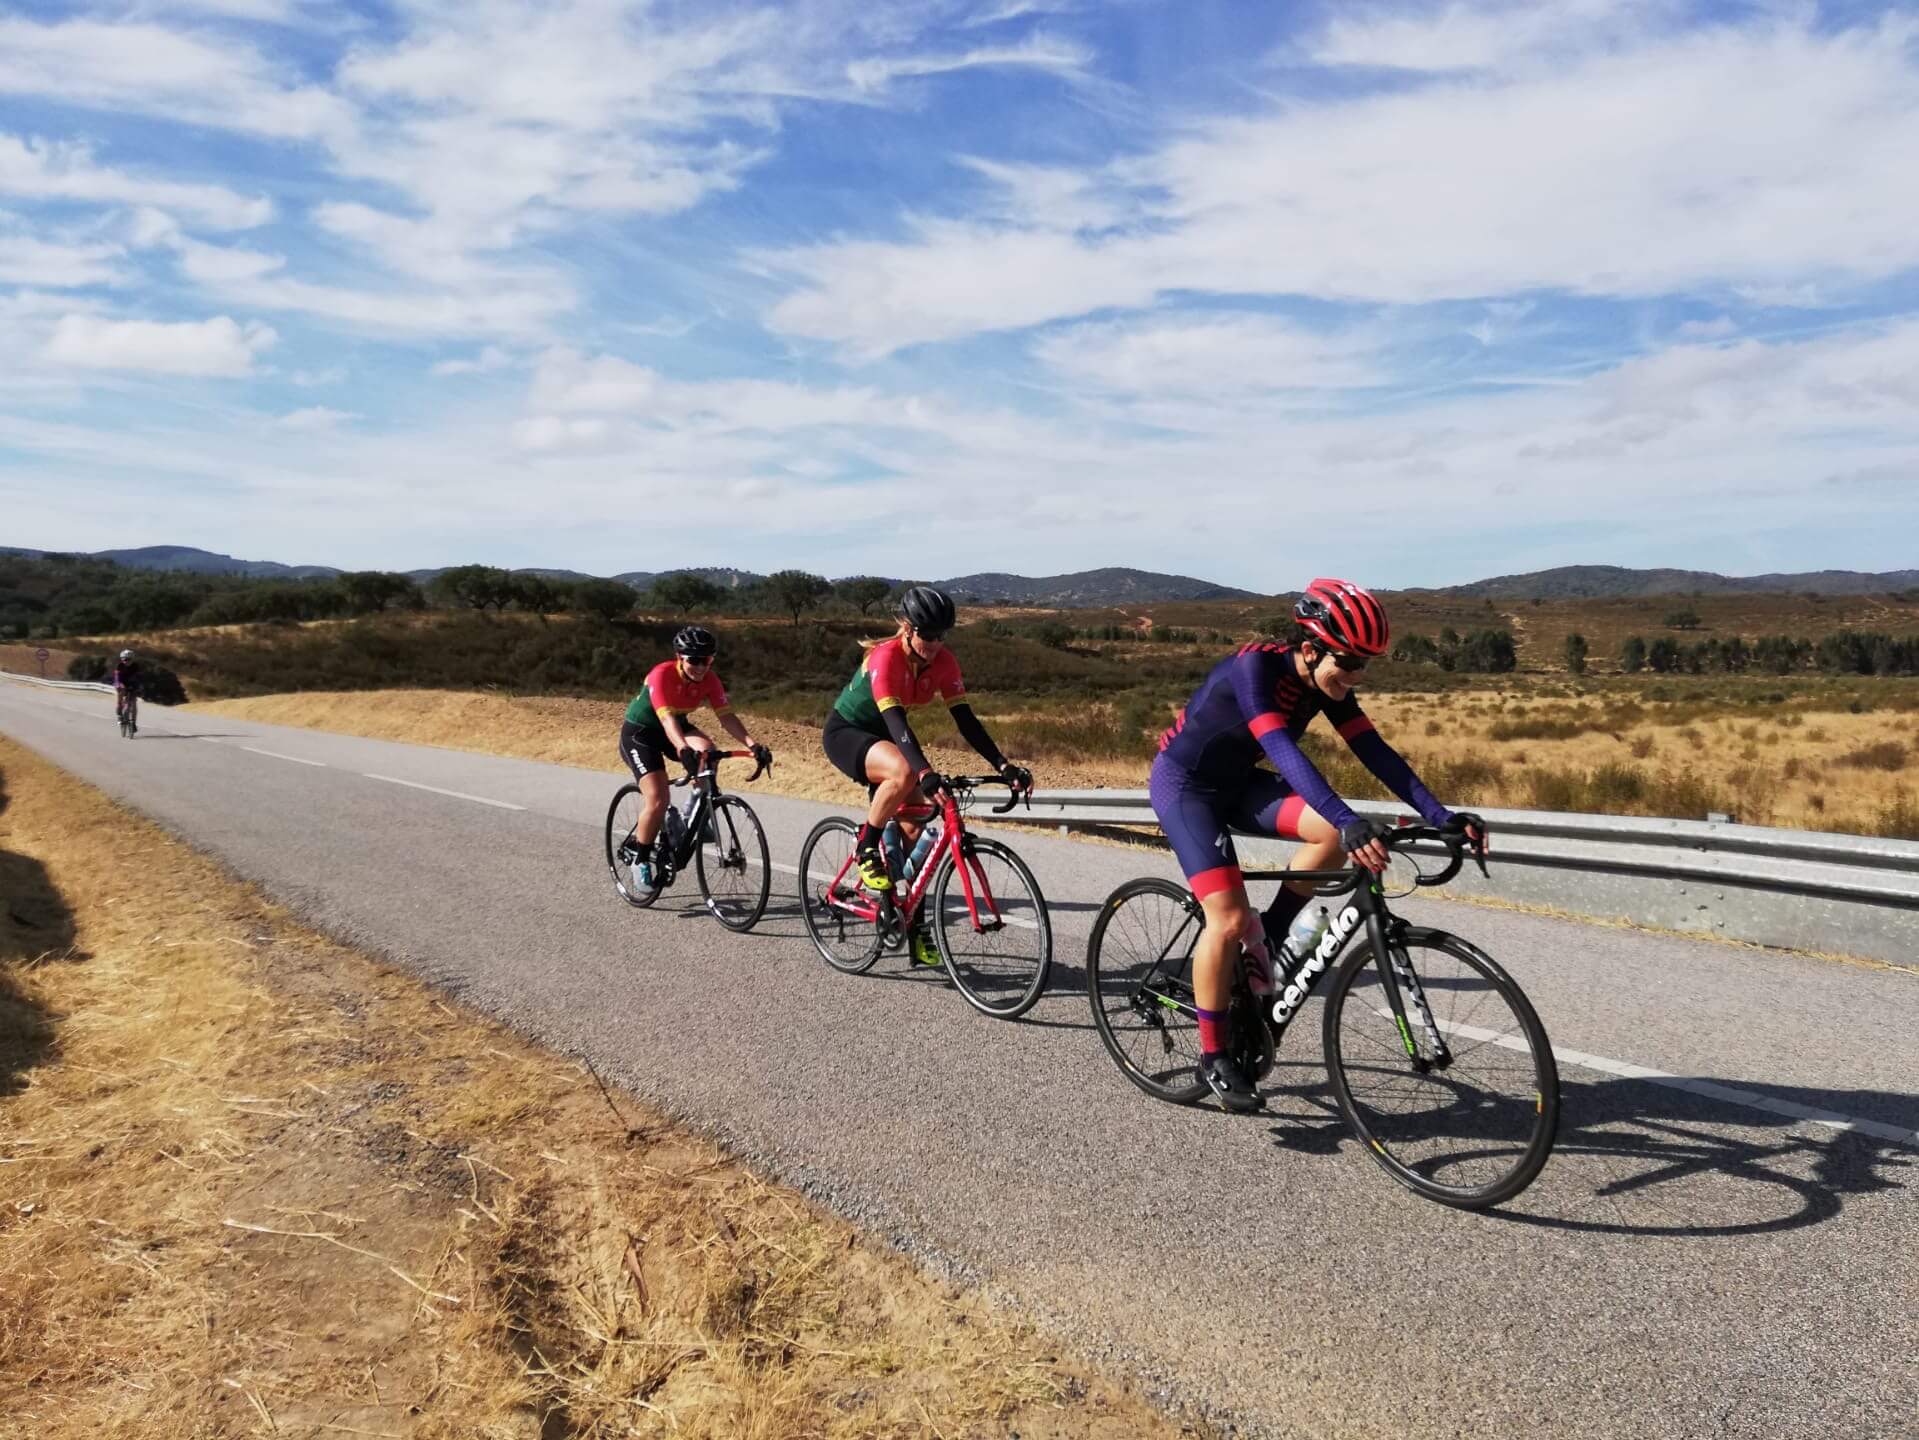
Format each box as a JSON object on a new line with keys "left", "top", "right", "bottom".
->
{"left": 1085, "top": 877, "right": 1209, "bottom": 1104}
{"left": 694, "top": 795, "right": 770, "bottom": 932}
{"left": 604, "top": 785, "right": 663, "bottom": 909}
{"left": 797, "top": 816, "right": 883, "bottom": 974}
{"left": 1323, "top": 927, "right": 1559, "bottom": 1210}
{"left": 930, "top": 837, "right": 1052, "bottom": 1020}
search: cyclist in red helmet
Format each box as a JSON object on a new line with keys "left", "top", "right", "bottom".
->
{"left": 1151, "top": 578, "right": 1485, "bottom": 1112}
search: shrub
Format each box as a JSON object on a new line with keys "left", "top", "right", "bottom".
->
{"left": 1564, "top": 633, "right": 1588, "bottom": 675}
{"left": 1621, "top": 636, "right": 1647, "bottom": 673}
{"left": 1836, "top": 742, "right": 1907, "bottom": 772}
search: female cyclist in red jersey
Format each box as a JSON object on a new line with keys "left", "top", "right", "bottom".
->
{"left": 821, "top": 587, "right": 1032, "bottom": 959}
{"left": 1151, "top": 578, "right": 1486, "bottom": 1112}
{"left": 620, "top": 625, "right": 772, "bottom": 887}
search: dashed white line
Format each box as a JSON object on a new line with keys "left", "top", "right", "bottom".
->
{"left": 241, "top": 745, "right": 327, "bottom": 768}
{"left": 1404, "top": 1013, "right": 1917, "bottom": 1146}
{"left": 363, "top": 773, "right": 525, "bottom": 811}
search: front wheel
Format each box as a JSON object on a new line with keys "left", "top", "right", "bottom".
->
{"left": 1085, "top": 878, "right": 1209, "bottom": 1104}
{"left": 694, "top": 795, "right": 770, "bottom": 932}
{"left": 930, "top": 837, "right": 1052, "bottom": 1019}
{"left": 605, "top": 785, "right": 662, "bottom": 909}
{"left": 1323, "top": 928, "right": 1559, "bottom": 1210}
{"left": 797, "top": 817, "right": 883, "bottom": 974}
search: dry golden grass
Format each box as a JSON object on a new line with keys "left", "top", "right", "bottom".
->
{"left": 0, "top": 642, "right": 79, "bottom": 677}
{"left": 0, "top": 737, "right": 1198, "bottom": 1439}
{"left": 193, "top": 685, "right": 1919, "bottom": 835}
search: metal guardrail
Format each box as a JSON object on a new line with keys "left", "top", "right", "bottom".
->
{"left": 0, "top": 668, "right": 113, "bottom": 694}
{"left": 1008, "top": 791, "right": 1919, "bottom": 967}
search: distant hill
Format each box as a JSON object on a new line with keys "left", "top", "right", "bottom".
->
{"left": 2, "top": 544, "right": 339, "bottom": 580}
{"left": 1427, "top": 565, "right": 1919, "bottom": 600}
{"left": 934, "top": 568, "right": 1258, "bottom": 605}
{"left": 613, "top": 567, "right": 766, "bottom": 591}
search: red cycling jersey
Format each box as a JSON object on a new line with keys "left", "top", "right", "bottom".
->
{"left": 624, "top": 659, "right": 731, "bottom": 732}
{"left": 831, "top": 637, "right": 966, "bottom": 734}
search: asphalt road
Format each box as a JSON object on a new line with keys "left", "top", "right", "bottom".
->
{"left": 4, "top": 679, "right": 1914, "bottom": 1439}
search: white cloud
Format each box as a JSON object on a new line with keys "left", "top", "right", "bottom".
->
{"left": 512, "top": 414, "right": 612, "bottom": 452}
{"left": 43, "top": 313, "right": 277, "bottom": 375}
{"left": 767, "top": 18, "right": 1919, "bottom": 354}
{"left": 0, "top": 224, "right": 124, "bottom": 287}
{"left": 0, "top": 17, "right": 354, "bottom": 142}
{"left": 0, "top": 133, "right": 271, "bottom": 229}
{"left": 845, "top": 34, "right": 1092, "bottom": 94}
{"left": 1035, "top": 313, "right": 1385, "bottom": 395}
{"left": 1304, "top": 0, "right": 1675, "bottom": 74}
{"left": 432, "top": 345, "right": 516, "bottom": 377}
{"left": 277, "top": 405, "right": 356, "bottom": 429}
{"left": 291, "top": 365, "right": 347, "bottom": 386}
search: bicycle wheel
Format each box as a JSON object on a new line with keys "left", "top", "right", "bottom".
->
{"left": 694, "top": 795, "right": 770, "bottom": 932}
{"left": 1085, "top": 878, "right": 1208, "bottom": 1104}
{"left": 1323, "top": 927, "right": 1559, "bottom": 1209}
{"left": 797, "top": 817, "right": 883, "bottom": 974}
{"left": 929, "top": 837, "right": 1052, "bottom": 1019}
{"left": 604, "top": 785, "right": 662, "bottom": 909}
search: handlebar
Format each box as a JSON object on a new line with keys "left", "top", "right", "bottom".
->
{"left": 1240, "top": 822, "right": 1488, "bottom": 893}
{"left": 670, "top": 748, "right": 772, "bottom": 786}
{"left": 937, "top": 774, "right": 1032, "bottom": 816}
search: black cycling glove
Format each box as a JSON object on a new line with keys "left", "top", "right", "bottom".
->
{"left": 1339, "top": 817, "right": 1384, "bottom": 853}
{"left": 918, "top": 768, "right": 949, "bottom": 801}
{"left": 678, "top": 744, "right": 702, "bottom": 773}
{"left": 1000, "top": 762, "right": 1033, "bottom": 794}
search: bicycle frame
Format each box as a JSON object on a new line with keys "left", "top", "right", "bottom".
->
{"left": 818, "top": 779, "right": 1014, "bottom": 935}
{"left": 1130, "top": 834, "right": 1472, "bottom": 1066}
{"left": 620, "top": 749, "right": 767, "bottom": 874}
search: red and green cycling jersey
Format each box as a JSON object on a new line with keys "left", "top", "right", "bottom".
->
{"left": 831, "top": 638, "right": 966, "bottom": 735}
{"left": 624, "top": 659, "right": 731, "bottom": 734}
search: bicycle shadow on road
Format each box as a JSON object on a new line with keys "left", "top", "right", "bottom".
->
{"left": 0, "top": 764, "right": 83, "bottom": 1098}
{"left": 1494, "top": 1072, "right": 1914, "bottom": 1237}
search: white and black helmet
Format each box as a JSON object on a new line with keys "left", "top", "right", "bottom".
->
{"left": 673, "top": 625, "right": 717, "bottom": 659}
{"left": 896, "top": 585, "right": 956, "bottom": 638}
{"left": 119, "top": 649, "right": 135, "bottom": 661}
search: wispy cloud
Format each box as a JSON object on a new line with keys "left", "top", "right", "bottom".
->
{"left": 43, "top": 313, "right": 277, "bottom": 375}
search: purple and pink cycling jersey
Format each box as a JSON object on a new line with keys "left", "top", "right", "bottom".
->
{"left": 1151, "top": 643, "right": 1450, "bottom": 898}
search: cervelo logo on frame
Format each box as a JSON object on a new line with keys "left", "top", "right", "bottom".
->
{"left": 1268, "top": 903, "right": 1360, "bottom": 1027}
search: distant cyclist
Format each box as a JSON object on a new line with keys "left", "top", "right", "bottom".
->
{"left": 110, "top": 648, "right": 141, "bottom": 733}
{"left": 619, "top": 626, "right": 772, "bottom": 887}
{"left": 1151, "top": 578, "right": 1485, "bottom": 1112}
{"left": 822, "top": 586, "right": 1032, "bottom": 965}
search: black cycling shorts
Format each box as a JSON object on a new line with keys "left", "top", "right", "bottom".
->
{"left": 620, "top": 720, "right": 703, "bottom": 782}
{"left": 822, "top": 711, "right": 885, "bottom": 787}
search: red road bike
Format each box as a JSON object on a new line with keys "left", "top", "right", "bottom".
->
{"left": 797, "top": 776, "right": 1053, "bottom": 1019}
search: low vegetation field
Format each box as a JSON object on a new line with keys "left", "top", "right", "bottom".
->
{"left": 64, "top": 596, "right": 1919, "bottom": 839}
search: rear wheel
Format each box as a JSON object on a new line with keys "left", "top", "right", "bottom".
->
{"left": 1323, "top": 929, "right": 1559, "bottom": 1209}
{"left": 931, "top": 838, "right": 1052, "bottom": 1019}
{"left": 798, "top": 817, "right": 883, "bottom": 974}
{"left": 694, "top": 795, "right": 770, "bottom": 932}
{"left": 1085, "top": 878, "right": 1208, "bottom": 1104}
{"left": 605, "top": 785, "right": 662, "bottom": 909}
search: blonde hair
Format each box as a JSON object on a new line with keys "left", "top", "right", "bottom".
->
{"left": 860, "top": 616, "right": 914, "bottom": 654}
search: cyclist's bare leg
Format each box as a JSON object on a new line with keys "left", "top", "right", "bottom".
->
{"left": 1195, "top": 886, "right": 1258, "bottom": 1014}
{"left": 861, "top": 740, "right": 920, "bottom": 839}
{"left": 1278, "top": 803, "right": 1339, "bottom": 901}
{"left": 634, "top": 771, "right": 671, "bottom": 845}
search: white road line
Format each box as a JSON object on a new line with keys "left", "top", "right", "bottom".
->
{"left": 1399, "top": 1012, "right": 1917, "bottom": 1146}
{"left": 363, "top": 773, "right": 525, "bottom": 811}
{"left": 241, "top": 745, "right": 327, "bottom": 768}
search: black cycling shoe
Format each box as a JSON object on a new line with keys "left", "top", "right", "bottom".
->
{"left": 1197, "top": 1052, "right": 1262, "bottom": 1113}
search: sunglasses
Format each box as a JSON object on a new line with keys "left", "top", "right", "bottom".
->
{"left": 1327, "top": 652, "right": 1369, "bottom": 673}
{"left": 680, "top": 654, "right": 714, "bottom": 667}
{"left": 913, "top": 626, "right": 949, "bottom": 644}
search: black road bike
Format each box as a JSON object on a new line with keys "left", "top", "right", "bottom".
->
{"left": 605, "top": 749, "right": 772, "bottom": 932}
{"left": 1086, "top": 825, "right": 1559, "bottom": 1209}
{"left": 116, "top": 690, "right": 138, "bottom": 738}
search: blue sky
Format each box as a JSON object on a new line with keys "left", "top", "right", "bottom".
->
{"left": 2, "top": 0, "right": 1917, "bottom": 589}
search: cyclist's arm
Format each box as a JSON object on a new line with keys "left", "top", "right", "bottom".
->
{"left": 879, "top": 706, "right": 934, "bottom": 775}
{"left": 1229, "top": 653, "right": 1360, "bottom": 830}
{"left": 947, "top": 703, "right": 1007, "bottom": 772}
{"left": 715, "top": 710, "right": 755, "bottom": 749}
{"left": 1331, "top": 701, "right": 1451, "bottom": 827}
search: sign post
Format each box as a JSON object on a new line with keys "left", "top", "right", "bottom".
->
{"left": 35, "top": 646, "right": 49, "bottom": 678}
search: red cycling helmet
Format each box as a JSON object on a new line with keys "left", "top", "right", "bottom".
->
{"left": 1294, "top": 578, "right": 1389, "bottom": 658}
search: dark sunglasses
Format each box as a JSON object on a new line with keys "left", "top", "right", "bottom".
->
{"left": 913, "top": 626, "right": 949, "bottom": 644}
{"left": 680, "top": 654, "right": 714, "bottom": 666}
{"left": 1328, "top": 652, "right": 1369, "bottom": 672}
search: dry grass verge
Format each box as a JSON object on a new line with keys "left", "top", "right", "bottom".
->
{"left": 0, "top": 735, "right": 1199, "bottom": 1439}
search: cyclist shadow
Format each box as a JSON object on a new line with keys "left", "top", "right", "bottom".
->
{"left": 0, "top": 765, "right": 85, "bottom": 1099}
{"left": 1494, "top": 1073, "right": 1914, "bottom": 1237}
{"left": 1254, "top": 1061, "right": 1914, "bottom": 1237}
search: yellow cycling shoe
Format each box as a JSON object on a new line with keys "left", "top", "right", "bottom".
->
{"left": 855, "top": 847, "right": 893, "bottom": 892}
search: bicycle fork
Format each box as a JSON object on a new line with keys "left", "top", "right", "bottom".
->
{"left": 1370, "top": 915, "right": 1452, "bottom": 1070}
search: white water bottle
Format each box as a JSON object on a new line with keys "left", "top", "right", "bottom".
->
{"left": 1243, "top": 913, "right": 1278, "bottom": 996}
{"left": 900, "top": 827, "right": 938, "bottom": 884}
{"left": 1285, "top": 905, "right": 1330, "bottom": 965}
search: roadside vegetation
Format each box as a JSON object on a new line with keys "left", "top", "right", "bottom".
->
{"left": 22, "top": 552, "right": 1919, "bottom": 839}
{"left": 0, "top": 737, "right": 1192, "bottom": 1438}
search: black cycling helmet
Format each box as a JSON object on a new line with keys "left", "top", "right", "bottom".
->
{"left": 896, "top": 585, "right": 957, "bottom": 638}
{"left": 673, "top": 624, "right": 717, "bottom": 659}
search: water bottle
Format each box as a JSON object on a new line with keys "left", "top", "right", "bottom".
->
{"left": 900, "top": 826, "right": 938, "bottom": 885}
{"left": 662, "top": 804, "right": 686, "bottom": 857}
{"left": 1284, "top": 904, "right": 1331, "bottom": 966}
{"left": 882, "top": 822, "right": 907, "bottom": 881}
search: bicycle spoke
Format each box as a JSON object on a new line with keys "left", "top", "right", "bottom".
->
{"left": 1085, "top": 879, "right": 1208, "bottom": 1104}
{"left": 934, "top": 839, "right": 1051, "bottom": 1019}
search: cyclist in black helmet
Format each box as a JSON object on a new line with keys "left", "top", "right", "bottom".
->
{"left": 822, "top": 585, "right": 1032, "bottom": 965}
{"left": 620, "top": 625, "right": 772, "bottom": 888}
